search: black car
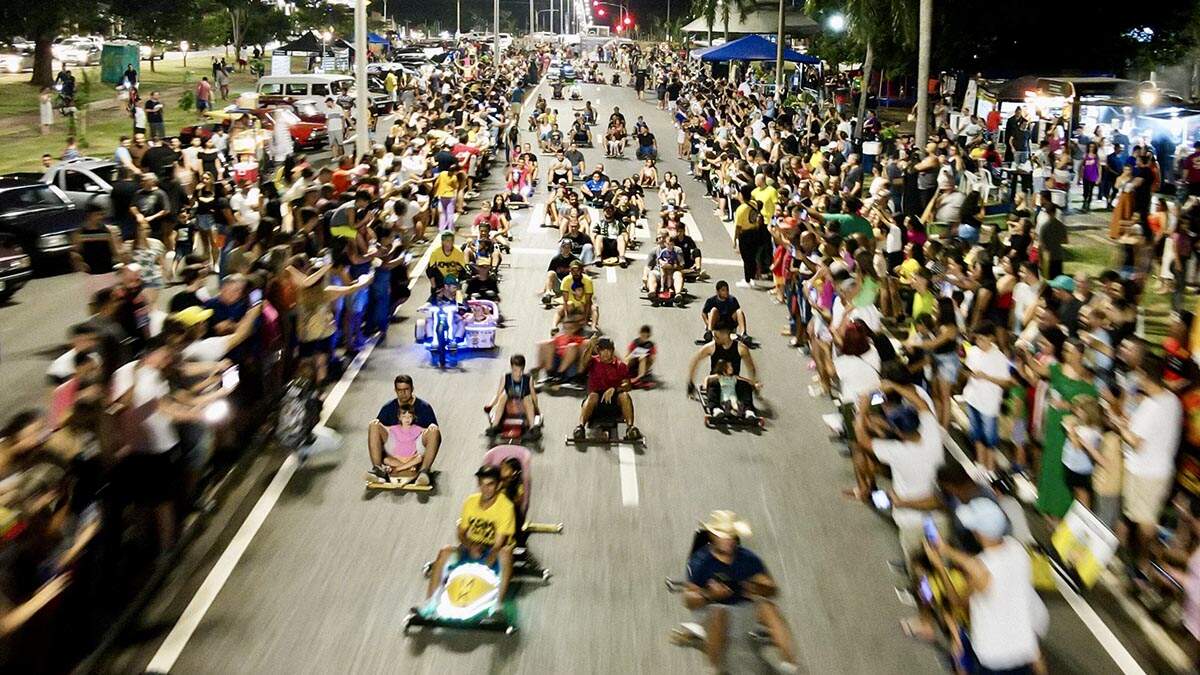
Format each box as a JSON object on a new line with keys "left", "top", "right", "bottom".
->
{"left": 0, "top": 176, "right": 82, "bottom": 269}
{"left": 0, "top": 233, "right": 32, "bottom": 302}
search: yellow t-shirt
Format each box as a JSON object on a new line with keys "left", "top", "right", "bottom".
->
{"left": 434, "top": 171, "right": 459, "bottom": 198}
{"left": 734, "top": 203, "right": 759, "bottom": 233}
{"left": 429, "top": 246, "right": 468, "bottom": 281}
{"left": 560, "top": 273, "right": 595, "bottom": 303}
{"left": 750, "top": 185, "right": 779, "bottom": 219}
{"left": 897, "top": 257, "right": 921, "bottom": 284}
{"left": 911, "top": 290, "right": 936, "bottom": 323}
{"left": 459, "top": 492, "right": 516, "bottom": 546}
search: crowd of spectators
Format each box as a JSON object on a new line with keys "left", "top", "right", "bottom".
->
{"left": 0, "top": 40, "right": 533, "bottom": 671}
{"left": 618, "top": 39, "right": 1200, "bottom": 671}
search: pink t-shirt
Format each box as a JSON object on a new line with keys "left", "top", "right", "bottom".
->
{"left": 387, "top": 424, "right": 424, "bottom": 458}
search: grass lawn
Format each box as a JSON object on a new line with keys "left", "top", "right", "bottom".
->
{"left": 0, "top": 61, "right": 256, "bottom": 174}
{"left": 1063, "top": 238, "right": 1176, "bottom": 344}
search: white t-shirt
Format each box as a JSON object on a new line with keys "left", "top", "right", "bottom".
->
{"left": 831, "top": 300, "right": 883, "bottom": 336}
{"left": 970, "top": 537, "right": 1049, "bottom": 670}
{"left": 1011, "top": 281, "right": 1038, "bottom": 331}
{"left": 1125, "top": 391, "right": 1183, "bottom": 478}
{"left": 962, "top": 344, "right": 1009, "bottom": 417}
{"left": 183, "top": 335, "right": 234, "bottom": 362}
{"left": 833, "top": 350, "right": 881, "bottom": 404}
{"left": 885, "top": 222, "right": 903, "bottom": 254}
{"left": 113, "top": 362, "right": 179, "bottom": 453}
{"left": 872, "top": 410, "right": 944, "bottom": 527}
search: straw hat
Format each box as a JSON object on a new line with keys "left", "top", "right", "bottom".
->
{"left": 701, "top": 510, "right": 752, "bottom": 539}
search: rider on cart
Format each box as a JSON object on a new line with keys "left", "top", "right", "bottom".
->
{"left": 574, "top": 337, "right": 642, "bottom": 441}
{"left": 367, "top": 375, "right": 441, "bottom": 487}
{"left": 426, "top": 465, "right": 516, "bottom": 610}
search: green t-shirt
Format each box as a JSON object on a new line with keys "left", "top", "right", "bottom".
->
{"left": 823, "top": 213, "right": 874, "bottom": 239}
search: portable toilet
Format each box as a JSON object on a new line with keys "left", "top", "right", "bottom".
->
{"left": 101, "top": 40, "right": 141, "bottom": 84}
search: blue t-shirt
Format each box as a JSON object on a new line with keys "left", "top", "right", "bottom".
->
{"left": 686, "top": 545, "right": 766, "bottom": 605}
{"left": 377, "top": 397, "right": 438, "bottom": 429}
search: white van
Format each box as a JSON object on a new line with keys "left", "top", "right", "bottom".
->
{"left": 256, "top": 74, "right": 354, "bottom": 104}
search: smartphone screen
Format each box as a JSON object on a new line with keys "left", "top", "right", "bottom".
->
{"left": 222, "top": 366, "right": 240, "bottom": 390}
{"left": 918, "top": 576, "right": 934, "bottom": 604}
{"left": 870, "top": 391, "right": 885, "bottom": 406}
{"left": 923, "top": 516, "right": 940, "bottom": 545}
{"left": 870, "top": 489, "right": 891, "bottom": 511}
{"left": 249, "top": 289, "right": 263, "bottom": 305}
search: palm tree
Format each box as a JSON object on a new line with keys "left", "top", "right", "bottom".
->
{"left": 692, "top": 0, "right": 755, "bottom": 45}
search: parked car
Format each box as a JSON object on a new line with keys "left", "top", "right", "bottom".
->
{"left": 52, "top": 38, "right": 101, "bottom": 66}
{"left": 0, "top": 43, "right": 35, "bottom": 74}
{"left": 179, "top": 107, "right": 327, "bottom": 150}
{"left": 0, "top": 177, "right": 82, "bottom": 268}
{"left": 41, "top": 158, "right": 118, "bottom": 214}
{"left": 0, "top": 234, "right": 33, "bottom": 302}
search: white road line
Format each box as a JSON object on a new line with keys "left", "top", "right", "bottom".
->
{"left": 681, "top": 212, "right": 703, "bottom": 242}
{"left": 618, "top": 444, "right": 639, "bottom": 507}
{"left": 146, "top": 339, "right": 379, "bottom": 675}
{"left": 606, "top": 267, "right": 617, "bottom": 283}
{"left": 527, "top": 202, "right": 546, "bottom": 236}
{"left": 938, "top": 430, "right": 1157, "bottom": 673}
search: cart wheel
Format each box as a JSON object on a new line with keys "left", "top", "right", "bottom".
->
{"left": 541, "top": 569, "right": 552, "bottom": 581}
{"left": 421, "top": 561, "right": 432, "bottom": 578}
{"left": 505, "top": 625, "right": 516, "bottom": 635}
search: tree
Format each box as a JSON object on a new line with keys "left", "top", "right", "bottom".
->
{"left": 690, "top": 0, "right": 753, "bottom": 45}
{"left": 0, "top": 1, "right": 96, "bottom": 87}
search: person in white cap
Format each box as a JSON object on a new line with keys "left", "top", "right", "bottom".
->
{"left": 674, "top": 510, "right": 799, "bottom": 673}
{"left": 927, "top": 498, "right": 1048, "bottom": 675}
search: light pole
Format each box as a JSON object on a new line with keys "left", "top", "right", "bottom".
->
{"left": 773, "top": 0, "right": 783, "bottom": 102}
{"left": 494, "top": 0, "right": 500, "bottom": 60}
{"left": 530, "top": 0, "right": 535, "bottom": 35}
{"left": 456, "top": 0, "right": 461, "bottom": 36}
{"left": 354, "top": 0, "right": 370, "bottom": 158}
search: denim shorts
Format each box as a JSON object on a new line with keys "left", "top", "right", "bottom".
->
{"left": 933, "top": 351, "right": 960, "bottom": 384}
{"left": 966, "top": 404, "right": 999, "bottom": 448}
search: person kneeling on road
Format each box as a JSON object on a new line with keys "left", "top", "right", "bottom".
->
{"left": 574, "top": 337, "right": 642, "bottom": 441}
{"left": 368, "top": 374, "right": 440, "bottom": 487}
{"left": 426, "top": 464, "right": 515, "bottom": 609}
{"left": 677, "top": 510, "right": 800, "bottom": 673}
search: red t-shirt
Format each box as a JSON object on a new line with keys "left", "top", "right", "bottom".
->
{"left": 331, "top": 169, "right": 353, "bottom": 196}
{"left": 473, "top": 212, "right": 500, "bottom": 231}
{"left": 588, "top": 356, "right": 629, "bottom": 393}
{"left": 1185, "top": 152, "right": 1200, "bottom": 184}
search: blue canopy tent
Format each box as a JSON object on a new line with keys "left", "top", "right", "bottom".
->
{"left": 367, "top": 32, "right": 389, "bottom": 45}
{"left": 695, "top": 35, "right": 818, "bottom": 64}
{"left": 691, "top": 35, "right": 822, "bottom": 100}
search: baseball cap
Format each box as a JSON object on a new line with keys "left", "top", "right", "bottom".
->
{"left": 955, "top": 498, "right": 1009, "bottom": 539}
{"left": 1048, "top": 275, "right": 1075, "bottom": 292}
{"left": 170, "top": 305, "right": 214, "bottom": 328}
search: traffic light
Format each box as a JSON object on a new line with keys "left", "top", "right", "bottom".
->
{"left": 597, "top": 7, "right": 604, "bottom": 16}
{"left": 622, "top": 15, "right": 632, "bottom": 25}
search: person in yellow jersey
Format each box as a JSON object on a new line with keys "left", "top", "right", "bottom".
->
{"left": 427, "top": 230, "right": 469, "bottom": 289}
{"left": 433, "top": 165, "right": 460, "bottom": 232}
{"left": 426, "top": 465, "right": 516, "bottom": 606}
{"left": 750, "top": 174, "right": 779, "bottom": 221}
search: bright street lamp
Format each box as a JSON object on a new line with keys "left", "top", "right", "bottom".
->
{"left": 826, "top": 13, "right": 846, "bottom": 32}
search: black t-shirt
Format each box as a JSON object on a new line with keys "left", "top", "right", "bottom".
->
{"left": 563, "top": 230, "right": 590, "bottom": 257}
{"left": 636, "top": 131, "right": 655, "bottom": 148}
{"left": 564, "top": 149, "right": 584, "bottom": 167}
{"left": 169, "top": 290, "right": 204, "bottom": 313}
{"left": 434, "top": 150, "right": 457, "bottom": 172}
{"left": 703, "top": 294, "right": 740, "bottom": 319}
{"left": 141, "top": 146, "right": 178, "bottom": 181}
{"left": 376, "top": 397, "right": 438, "bottom": 428}
{"left": 110, "top": 179, "right": 138, "bottom": 232}
{"left": 667, "top": 82, "right": 682, "bottom": 101}
{"left": 145, "top": 99, "right": 164, "bottom": 124}
{"left": 547, "top": 253, "right": 577, "bottom": 278}
{"left": 686, "top": 545, "right": 766, "bottom": 605}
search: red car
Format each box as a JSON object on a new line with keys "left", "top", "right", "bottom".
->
{"left": 179, "top": 107, "right": 328, "bottom": 150}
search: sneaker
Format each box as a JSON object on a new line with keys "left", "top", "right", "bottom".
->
{"left": 624, "top": 426, "right": 642, "bottom": 441}
{"left": 368, "top": 465, "right": 391, "bottom": 483}
{"left": 748, "top": 279, "right": 757, "bottom": 288}
{"left": 735, "top": 280, "right": 751, "bottom": 288}
{"left": 541, "top": 291, "right": 555, "bottom": 305}
{"left": 573, "top": 424, "right": 587, "bottom": 440}
{"left": 413, "top": 471, "right": 432, "bottom": 487}
{"left": 712, "top": 409, "right": 726, "bottom": 419}
{"left": 744, "top": 409, "right": 758, "bottom": 420}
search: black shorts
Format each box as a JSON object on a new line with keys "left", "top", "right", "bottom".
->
{"left": 298, "top": 336, "right": 333, "bottom": 358}
{"left": 1064, "top": 468, "right": 1093, "bottom": 493}
{"left": 590, "top": 397, "right": 621, "bottom": 423}
{"left": 121, "top": 448, "right": 181, "bottom": 504}
{"left": 599, "top": 237, "right": 620, "bottom": 259}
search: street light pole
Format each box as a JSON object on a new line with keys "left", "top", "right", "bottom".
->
{"left": 530, "top": 0, "right": 535, "bottom": 36}
{"left": 456, "top": 0, "right": 462, "bottom": 36}
{"left": 354, "top": 0, "right": 370, "bottom": 158}
{"left": 494, "top": 0, "right": 501, "bottom": 61}
{"left": 773, "top": 0, "right": 784, "bottom": 102}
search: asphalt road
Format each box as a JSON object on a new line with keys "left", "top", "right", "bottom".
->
{"left": 93, "top": 71, "right": 1165, "bottom": 674}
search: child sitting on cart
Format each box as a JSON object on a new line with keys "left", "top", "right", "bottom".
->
{"left": 704, "top": 359, "right": 756, "bottom": 421}
{"left": 485, "top": 354, "right": 540, "bottom": 433}
{"left": 366, "top": 404, "right": 427, "bottom": 482}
